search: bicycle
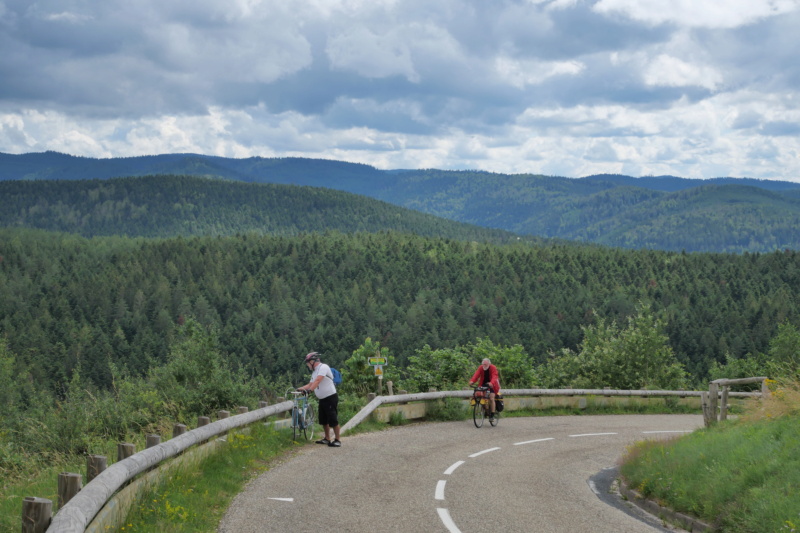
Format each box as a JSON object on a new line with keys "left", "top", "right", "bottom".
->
{"left": 470, "top": 385, "right": 499, "bottom": 428}
{"left": 288, "top": 389, "right": 316, "bottom": 441}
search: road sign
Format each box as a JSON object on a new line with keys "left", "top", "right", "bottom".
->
{"left": 368, "top": 357, "right": 387, "bottom": 366}
{"left": 374, "top": 366, "right": 383, "bottom": 376}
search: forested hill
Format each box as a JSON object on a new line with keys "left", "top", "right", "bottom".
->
{"left": 2, "top": 227, "right": 799, "bottom": 392}
{"left": 0, "top": 175, "right": 532, "bottom": 243}
{"left": 3, "top": 151, "right": 800, "bottom": 253}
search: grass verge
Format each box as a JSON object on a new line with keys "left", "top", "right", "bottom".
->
{"left": 620, "top": 379, "right": 800, "bottom": 532}
{"left": 122, "top": 423, "right": 295, "bottom": 532}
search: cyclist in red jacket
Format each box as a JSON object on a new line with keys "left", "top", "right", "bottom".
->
{"left": 469, "top": 358, "right": 501, "bottom": 419}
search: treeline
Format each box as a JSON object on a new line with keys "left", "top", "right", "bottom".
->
{"left": 4, "top": 152, "right": 800, "bottom": 253}
{"left": 0, "top": 175, "right": 529, "bottom": 243}
{"left": 374, "top": 170, "right": 800, "bottom": 253}
{"left": 2, "top": 227, "right": 799, "bottom": 395}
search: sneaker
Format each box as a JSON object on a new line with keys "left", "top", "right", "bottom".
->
{"left": 315, "top": 438, "right": 331, "bottom": 445}
{"left": 328, "top": 439, "right": 342, "bottom": 447}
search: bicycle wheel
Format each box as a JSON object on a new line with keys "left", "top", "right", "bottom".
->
{"left": 291, "top": 407, "right": 300, "bottom": 441}
{"left": 301, "top": 402, "right": 316, "bottom": 441}
{"left": 489, "top": 408, "right": 499, "bottom": 427}
{"left": 473, "top": 401, "right": 485, "bottom": 428}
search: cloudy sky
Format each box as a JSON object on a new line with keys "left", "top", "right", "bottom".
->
{"left": 1, "top": 0, "right": 799, "bottom": 181}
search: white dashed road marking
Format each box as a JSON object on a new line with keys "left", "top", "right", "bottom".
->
{"left": 267, "top": 497, "right": 294, "bottom": 502}
{"left": 434, "top": 427, "right": 696, "bottom": 532}
{"left": 468, "top": 446, "right": 501, "bottom": 457}
{"left": 437, "top": 508, "right": 462, "bottom": 533}
{"left": 435, "top": 480, "right": 447, "bottom": 500}
{"left": 444, "top": 460, "right": 465, "bottom": 475}
{"left": 514, "top": 437, "right": 554, "bottom": 446}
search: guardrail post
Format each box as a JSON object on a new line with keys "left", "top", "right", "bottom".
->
{"left": 198, "top": 416, "right": 211, "bottom": 427}
{"left": 237, "top": 406, "right": 249, "bottom": 414}
{"left": 258, "top": 401, "right": 269, "bottom": 408}
{"left": 701, "top": 391, "right": 711, "bottom": 427}
{"left": 57, "top": 472, "right": 82, "bottom": 508}
{"left": 87, "top": 455, "right": 107, "bottom": 482}
{"left": 218, "top": 410, "right": 231, "bottom": 436}
{"left": 21, "top": 496, "right": 51, "bottom": 533}
{"left": 117, "top": 443, "right": 136, "bottom": 461}
{"left": 387, "top": 380, "right": 393, "bottom": 396}
{"left": 708, "top": 382, "right": 719, "bottom": 425}
{"left": 761, "top": 379, "right": 770, "bottom": 397}
{"left": 719, "top": 386, "right": 729, "bottom": 421}
{"left": 173, "top": 423, "right": 187, "bottom": 438}
{"left": 117, "top": 443, "right": 136, "bottom": 484}
{"left": 146, "top": 434, "right": 161, "bottom": 448}
{"left": 398, "top": 390, "right": 407, "bottom": 404}
{"left": 367, "top": 393, "right": 376, "bottom": 401}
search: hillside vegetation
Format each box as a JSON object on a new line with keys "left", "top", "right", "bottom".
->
{"left": 2, "top": 227, "right": 798, "bottom": 395}
{"left": 3, "top": 151, "right": 800, "bottom": 252}
{"left": 0, "top": 175, "right": 528, "bottom": 243}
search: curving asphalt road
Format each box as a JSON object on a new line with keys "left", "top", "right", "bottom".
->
{"left": 219, "top": 414, "right": 703, "bottom": 533}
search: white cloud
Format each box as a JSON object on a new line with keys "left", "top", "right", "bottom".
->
{"left": 593, "top": 0, "right": 800, "bottom": 29}
{"left": 0, "top": 0, "right": 799, "bottom": 182}
{"left": 326, "top": 27, "right": 420, "bottom": 82}
{"left": 42, "top": 12, "right": 94, "bottom": 23}
{"left": 494, "top": 57, "right": 585, "bottom": 88}
{"left": 643, "top": 54, "right": 723, "bottom": 90}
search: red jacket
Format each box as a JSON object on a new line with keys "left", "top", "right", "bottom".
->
{"left": 470, "top": 365, "right": 501, "bottom": 394}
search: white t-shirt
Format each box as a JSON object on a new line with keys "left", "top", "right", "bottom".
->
{"left": 310, "top": 362, "right": 337, "bottom": 399}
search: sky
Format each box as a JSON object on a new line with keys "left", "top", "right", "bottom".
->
{"left": 1, "top": 0, "right": 799, "bottom": 181}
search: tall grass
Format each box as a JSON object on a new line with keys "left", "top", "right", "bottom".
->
{"left": 620, "top": 379, "right": 800, "bottom": 532}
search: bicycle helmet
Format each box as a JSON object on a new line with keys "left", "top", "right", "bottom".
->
{"left": 304, "top": 352, "right": 320, "bottom": 364}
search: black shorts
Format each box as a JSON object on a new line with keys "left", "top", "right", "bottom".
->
{"left": 318, "top": 393, "right": 339, "bottom": 427}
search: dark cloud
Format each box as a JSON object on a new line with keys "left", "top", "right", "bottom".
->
{"left": 0, "top": 0, "right": 798, "bottom": 181}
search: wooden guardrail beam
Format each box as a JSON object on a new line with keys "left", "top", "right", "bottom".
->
{"left": 711, "top": 377, "right": 767, "bottom": 386}
{"left": 46, "top": 400, "right": 293, "bottom": 533}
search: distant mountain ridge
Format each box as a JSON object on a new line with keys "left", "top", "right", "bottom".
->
{"left": 2, "top": 151, "right": 800, "bottom": 252}
{"left": 0, "top": 174, "right": 529, "bottom": 244}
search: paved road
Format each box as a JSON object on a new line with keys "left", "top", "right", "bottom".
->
{"left": 219, "top": 414, "right": 703, "bottom": 533}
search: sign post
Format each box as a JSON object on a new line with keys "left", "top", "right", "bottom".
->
{"left": 368, "top": 356, "right": 388, "bottom": 395}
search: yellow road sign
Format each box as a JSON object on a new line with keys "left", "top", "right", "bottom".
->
{"left": 368, "top": 357, "right": 388, "bottom": 366}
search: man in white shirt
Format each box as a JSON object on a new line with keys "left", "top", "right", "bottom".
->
{"left": 297, "top": 352, "right": 341, "bottom": 447}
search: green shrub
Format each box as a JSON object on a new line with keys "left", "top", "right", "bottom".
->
{"left": 148, "top": 320, "right": 261, "bottom": 419}
{"left": 426, "top": 398, "right": 468, "bottom": 421}
{"left": 403, "top": 345, "right": 474, "bottom": 393}
{"left": 540, "top": 303, "right": 687, "bottom": 390}
{"left": 388, "top": 410, "right": 406, "bottom": 426}
{"left": 340, "top": 338, "right": 399, "bottom": 396}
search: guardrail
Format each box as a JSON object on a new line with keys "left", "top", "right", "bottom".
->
{"left": 703, "top": 376, "right": 768, "bottom": 427}
{"left": 341, "top": 386, "right": 764, "bottom": 434}
{"left": 26, "top": 400, "right": 293, "bottom": 533}
{"left": 28, "top": 381, "right": 767, "bottom": 532}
